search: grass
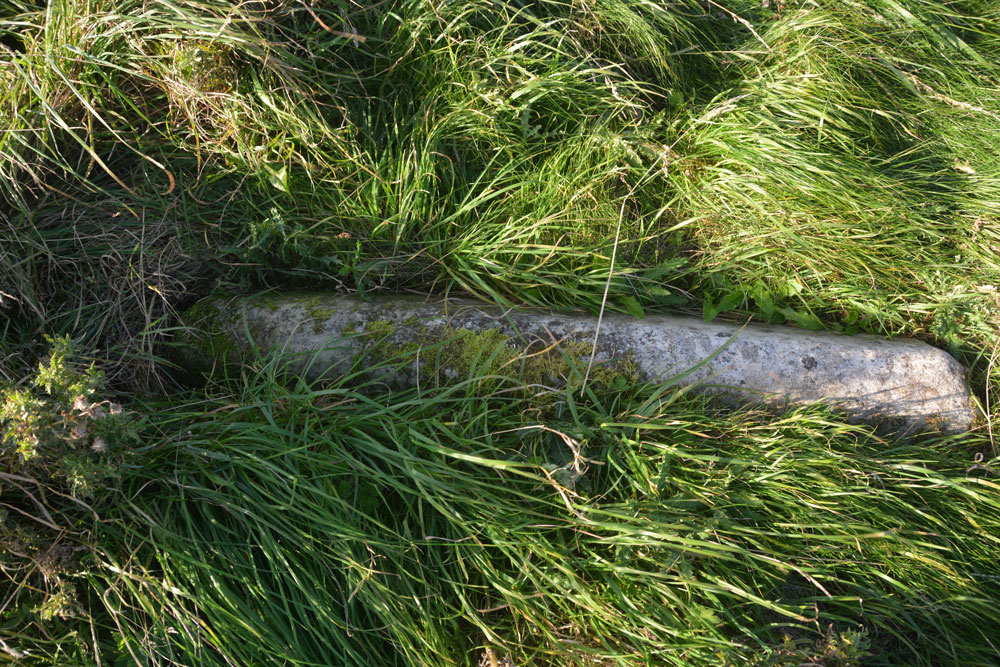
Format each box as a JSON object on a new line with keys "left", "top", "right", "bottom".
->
{"left": 88, "top": 358, "right": 1000, "bottom": 666}
{"left": 1, "top": 0, "right": 999, "bottom": 664}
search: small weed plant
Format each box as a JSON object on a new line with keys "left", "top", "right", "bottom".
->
{"left": 0, "top": 336, "right": 138, "bottom": 662}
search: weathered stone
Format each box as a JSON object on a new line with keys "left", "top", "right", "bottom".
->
{"left": 175, "top": 292, "right": 977, "bottom": 436}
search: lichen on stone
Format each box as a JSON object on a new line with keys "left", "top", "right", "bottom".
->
{"left": 360, "top": 319, "right": 397, "bottom": 342}
{"left": 182, "top": 297, "right": 640, "bottom": 396}
{"left": 307, "top": 307, "right": 338, "bottom": 333}
{"left": 352, "top": 319, "right": 639, "bottom": 394}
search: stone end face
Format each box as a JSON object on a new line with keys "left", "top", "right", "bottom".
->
{"left": 170, "top": 297, "right": 242, "bottom": 381}
{"left": 601, "top": 314, "right": 976, "bottom": 436}
{"left": 176, "top": 292, "right": 978, "bottom": 436}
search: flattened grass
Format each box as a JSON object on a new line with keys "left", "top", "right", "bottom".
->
{"left": 88, "top": 352, "right": 1000, "bottom": 665}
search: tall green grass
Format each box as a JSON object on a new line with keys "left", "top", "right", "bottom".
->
{"left": 2, "top": 0, "right": 998, "bottom": 391}
{"left": 2, "top": 0, "right": 1000, "bottom": 664}
{"left": 85, "top": 348, "right": 1000, "bottom": 665}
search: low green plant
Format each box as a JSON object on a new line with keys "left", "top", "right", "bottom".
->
{"left": 739, "top": 625, "right": 872, "bottom": 667}
{"left": 0, "top": 335, "right": 139, "bottom": 663}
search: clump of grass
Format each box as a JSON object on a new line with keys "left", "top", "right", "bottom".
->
{"left": 0, "top": 0, "right": 357, "bottom": 386}
{"left": 663, "top": 1, "right": 1000, "bottom": 390}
